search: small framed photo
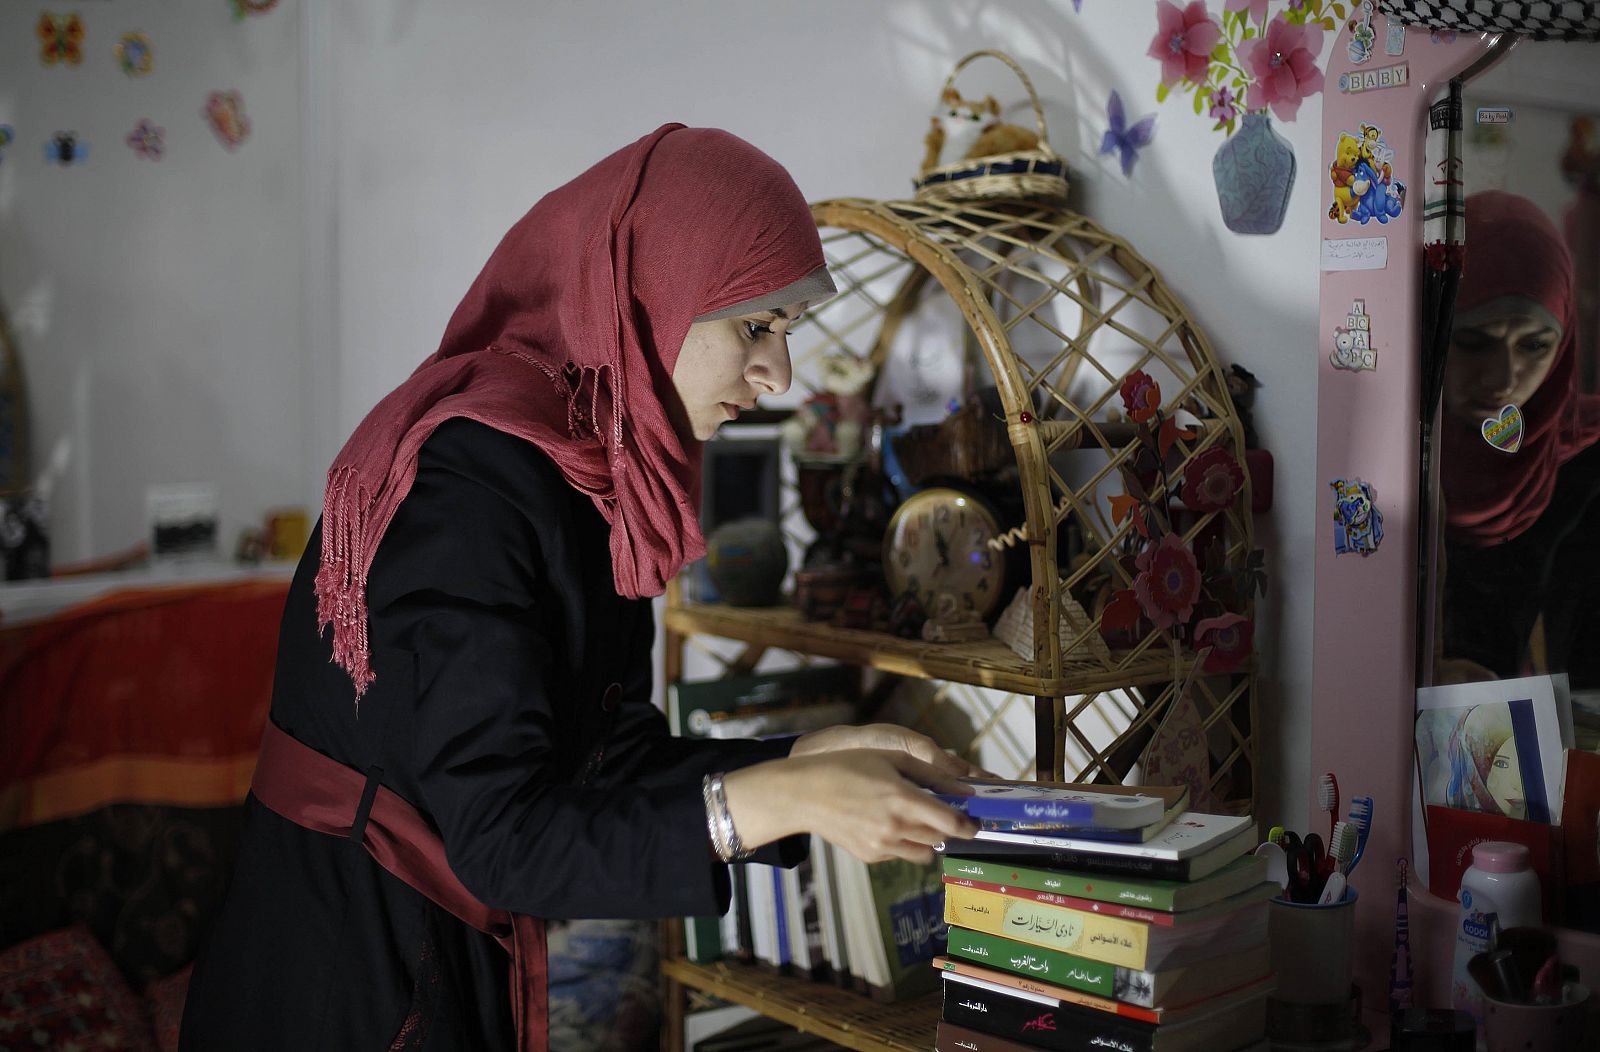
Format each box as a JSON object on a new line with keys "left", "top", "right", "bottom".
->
{"left": 146, "top": 482, "right": 220, "bottom": 560}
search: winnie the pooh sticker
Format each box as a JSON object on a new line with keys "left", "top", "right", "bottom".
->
{"left": 1329, "top": 122, "right": 1405, "bottom": 225}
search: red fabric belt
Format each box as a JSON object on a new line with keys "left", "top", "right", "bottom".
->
{"left": 250, "top": 719, "right": 547, "bottom": 1050}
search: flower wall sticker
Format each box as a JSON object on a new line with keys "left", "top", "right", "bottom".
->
{"left": 1149, "top": 0, "right": 1340, "bottom": 134}
{"left": 204, "top": 91, "right": 250, "bottom": 151}
{"left": 1147, "top": 0, "right": 1343, "bottom": 234}
{"left": 38, "top": 12, "right": 85, "bottom": 66}
{"left": 116, "top": 32, "right": 154, "bottom": 78}
{"left": 127, "top": 120, "right": 164, "bottom": 160}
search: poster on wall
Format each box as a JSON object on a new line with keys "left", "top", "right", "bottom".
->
{"left": 1415, "top": 674, "right": 1572, "bottom": 825}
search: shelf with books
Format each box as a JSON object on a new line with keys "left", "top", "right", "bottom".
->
{"left": 663, "top": 162, "right": 1263, "bottom": 1050}
{"left": 661, "top": 957, "right": 940, "bottom": 1052}
{"left": 664, "top": 601, "right": 1212, "bottom": 698}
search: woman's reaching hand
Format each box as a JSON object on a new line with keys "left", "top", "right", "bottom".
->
{"left": 791, "top": 723, "right": 995, "bottom": 780}
{"left": 721, "top": 748, "right": 979, "bottom": 865}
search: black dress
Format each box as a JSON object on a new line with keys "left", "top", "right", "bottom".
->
{"left": 1443, "top": 440, "right": 1600, "bottom": 690}
{"left": 180, "top": 419, "right": 801, "bottom": 1051}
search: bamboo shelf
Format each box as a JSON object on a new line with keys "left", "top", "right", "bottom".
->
{"left": 665, "top": 602, "right": 1199, "bottom": 697}
{"left": 662, "top": 957, "right": 940, "bottom": 1052}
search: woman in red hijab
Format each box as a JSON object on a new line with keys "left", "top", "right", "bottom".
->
{"left": 1439, "top": 190, "right": 1600, "bottom": 688}
{"left": 181, "top": 125, "right": 980, "bottom": 1051}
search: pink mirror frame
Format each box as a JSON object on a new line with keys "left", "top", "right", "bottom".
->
{"left": 1312, "top": 13, "right": 1600, "bottom": 1038}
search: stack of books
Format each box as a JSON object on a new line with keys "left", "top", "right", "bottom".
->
{"left": 931, "top": 782, "right": 1275, "bottom": 1052}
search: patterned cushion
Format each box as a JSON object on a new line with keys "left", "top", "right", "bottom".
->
{"left": 1378, "top": 0, "right": 1600, "bottom": 40}
{"left": 0, "top": 926, "right": 155, "bottom": 1052}
{"left": 545, "top": 918, "right": 660, "bottom": 1052}
{"left": 143, "top": 965, "right": 191, "bottom": 1052}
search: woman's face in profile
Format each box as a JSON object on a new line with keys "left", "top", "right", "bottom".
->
{"left": 1444, "top": 296, "right": 1563, "bottom": 422}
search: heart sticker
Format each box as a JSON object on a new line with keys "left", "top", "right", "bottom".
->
{"left": 1481, "top": 404, "right": 1523, "bottom": 453}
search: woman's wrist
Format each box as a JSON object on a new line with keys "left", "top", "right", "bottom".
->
{"left": 719, "top": 759, "right": 805, "bottom": 854}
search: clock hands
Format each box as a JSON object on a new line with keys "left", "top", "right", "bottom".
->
{"left": 934, "top": 528, "right": 950, "bottom": 568}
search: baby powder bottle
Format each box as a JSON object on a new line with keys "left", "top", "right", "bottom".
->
{"left": 1461, "top": 842, "right": 1540, "bottom": 930}
{"left": 1450, "top": 842, "right": 1541, "bottom": 1047}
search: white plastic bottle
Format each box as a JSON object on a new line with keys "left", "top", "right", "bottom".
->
{"left": 1450, "top": 841, "right": 1541, "bottom": 1047}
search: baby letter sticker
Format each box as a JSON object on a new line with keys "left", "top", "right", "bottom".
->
{"left": 1331, "top": 477, "right": 1384, "bottom": 557}
{"left": 1330, "top": 299, "right": 1377, "bottom": 372}
{"left": 1329, "top": 123, "right": 1405, "bottom": 226}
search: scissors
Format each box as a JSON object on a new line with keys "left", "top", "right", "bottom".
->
{"left": 1281, "top": 831, "right": 1314, "bottom": 902}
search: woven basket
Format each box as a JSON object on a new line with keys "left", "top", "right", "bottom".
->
{"left": 913, "top": 50, "right": 1070, "bottom": 205}
{"left": 891, "top": 394, "right": 1013, "bottom": 486}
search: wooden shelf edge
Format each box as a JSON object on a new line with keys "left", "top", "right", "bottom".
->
{"left": 664, "top": 603, "right": 1198, "bottom": 697}
{"left": 662, "top": 957, "right": 940, "bottom": 1052}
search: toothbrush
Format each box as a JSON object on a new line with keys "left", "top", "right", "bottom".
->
{"left": 1346, "top": 795, "right": 1374, "bottom": 875}
{"left": 1329, "top": 820, "right": 1359, "bottom": 875}
{"left": 1389, "top": 858, "right": 1414, "bottom": 1015}
{"left": 1318, "top": 772, "right": 1340, "bottom": 841}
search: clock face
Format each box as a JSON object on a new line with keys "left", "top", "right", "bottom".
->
{"left": 882, "top": 487, "right": 1008, "bottom": 620}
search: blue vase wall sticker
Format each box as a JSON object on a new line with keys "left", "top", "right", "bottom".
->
{"left": 1212, "top": 112, "right": 1296, "bottom": 235}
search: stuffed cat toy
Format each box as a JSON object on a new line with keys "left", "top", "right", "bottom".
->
{"left": 922, "top": 87, "right": 1040, "bottom": 172}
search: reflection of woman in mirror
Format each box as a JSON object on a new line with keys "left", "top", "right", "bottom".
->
{"left": 1439, "top": 191, "right": 1600, "bottom": 688}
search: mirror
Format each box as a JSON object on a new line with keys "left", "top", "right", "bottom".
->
{"left": 1433, "top": 40, "right": 1600, "bottom": 707}
{"left": 1423, "top": 37, "right": 1600, "bottom": 937}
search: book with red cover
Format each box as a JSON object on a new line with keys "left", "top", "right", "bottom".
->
{"left": 1424, "top": 804, "right": 1565, "bottom": 921}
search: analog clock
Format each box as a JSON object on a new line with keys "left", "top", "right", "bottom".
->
{"left": 882, "top": 486, "right": 1009, "bottom": 621}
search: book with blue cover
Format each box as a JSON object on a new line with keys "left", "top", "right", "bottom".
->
{"left": 934, "top": 781, "right": 1187, "bottom": 839}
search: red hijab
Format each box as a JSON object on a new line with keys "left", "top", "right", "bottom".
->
{"left": 316, "top": 124, "right": 826, "bottom": 697}
{"left": 1443, "top": 190, "right": 1600, "bottom": 546}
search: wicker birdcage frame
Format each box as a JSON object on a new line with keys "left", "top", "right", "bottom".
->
{"left": 913, "top": 50, "right": 1070, "bottom": 206}
{"left": 784, "top": 194, "right": 1260, "bottom": 812}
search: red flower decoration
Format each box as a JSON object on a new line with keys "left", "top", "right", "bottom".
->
{"left": 1119, "top": 370, "right": 1161, "bottom": 423}
{"left": 1100, "top": 588, "right": 1143, "bottom": 642}
{"left": 1181, "top": 447, "right": 1246, "bottom": 512}
{"left": 1133, "top": 533, "right": 1201, "bottom": 629}
{"left": 1194, "top": 612, "right": 1254, "bottom": 673}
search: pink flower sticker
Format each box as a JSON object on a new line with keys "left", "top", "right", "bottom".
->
{"left": 1133, "top": 532, "right": 1202, "bottom": 629}
{"left": 1181, "top": 447, "right": 1246, "bottom": 512}
{"left": 1208, "top": 85, "right": 1240, "bottom": 124}
{"left": 1119, "top": 369, "right": 1161, "bottom": 423}
{"left": 1148, "top": 1, "right": 1221, "bottom": 88}
{"left": 1237, "top": 15, "right": 1325, "bottom": 123}
{"left": 1194, "top": 612, "right": 1254, "bottom": 673}
{"left": 127, "top": 119, "right": 164, "bottom": 160}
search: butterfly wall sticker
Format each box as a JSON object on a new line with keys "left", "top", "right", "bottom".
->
{"left": 37, "top": 12, "right": 85, "bottom": 66}
{"left": 1101, "top": 90, "right": 1156, "bottom": 177}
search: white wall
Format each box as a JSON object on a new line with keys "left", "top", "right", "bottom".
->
{"left": 0, "top": 1, "right": 306, "bottom": 562}
{"left": 2, "top": 0, "right": 1324, "bottom": 830}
